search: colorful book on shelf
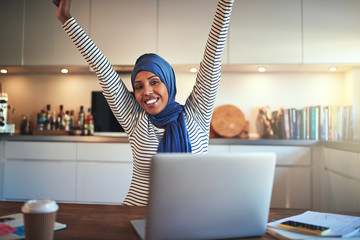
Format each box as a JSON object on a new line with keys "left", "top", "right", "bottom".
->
{"left": 309, "top": 106, "right": 320, "bottom": 140}
{"left": 320, "top": 106, "right": 329, "bottom": 141}
{"left": 296, "top": 109, "right": 302, "bottom": 140}
{"left": 343, "top": 105, "right": 354, "bottom": 140}
{"left": 289, "top": 108, "right": 298, "bottom": 139}
{"left": 337, "top": 105, "right": 343, "bottom": 140}
{"left": 299, "top": 108, "right": 307, "bottom": 140}
{"left": 306, "top": 106, "right": 310, "bottom": 140}
{"left": 343, "top": 105, "right": 349, "bottom": 140}
{"left": 328, "top": 105, "right": 332, "bottom": 141}
{"left": 349, "top": 105, "right": 354, "bottom": 139}
{"left": 331, "top": 105, "right": 338, "bottom": 140}
{"left": 282, "top": 108, "right": 290, "bottom": 140}
{"left": 272, "top": 104, "right": 353, "bottom": 141}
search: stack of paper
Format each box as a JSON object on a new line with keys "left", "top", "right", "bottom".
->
{"left": 267, "top": 211, "right": 360, "bottom": 239}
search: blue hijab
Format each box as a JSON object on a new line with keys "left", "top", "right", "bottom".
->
{"left": 131, "top": 53, "right": 192, "bottom": 153}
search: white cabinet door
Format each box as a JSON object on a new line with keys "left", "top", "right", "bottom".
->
{"left": 5, "top": 141, "right": 77, "bottom": 160}
{"left": 0, "top": 0, "right": 24, "bottom": 65}
{"left": 229, "top": 145, "right": 311, "bottom": 166}
{"left": 4, "top": 160, "right": 76, "bottom": 201}
{"left": 23, "top": 0, "right": 90, "bottom": 65}
{"left": 90, "top": 0, "right": 157, "bottom": 65}
{"left": 229, "top": 0, "right": 302, "bottom": 64}
{"left": 76, "top": 162, "right": 132, "bottom": 203}
{"left": 77, "top": 142, "right": 132, "bottom": 162}
{"left": 230, "top": 145, "right": 311, "bottom": 209}
{"left": 327, "top": 171, "right": 359, "bottom": 212}
{"left": 76, "top": 143, "right": 133, "bottom": 203}
{"left": 3, "top": 141, "right": 77, "bottom": 201}
{"left": 323, "top": 148, "right": 358, "bottom": 177}
{"left": 322, "top": 148, "right": 360, "bottom": 211}
{"left": 158, "top": 0, "right": 227, "bottom": 65}
{"left": 303, "top": 0, "right": 360, "bottom": 63}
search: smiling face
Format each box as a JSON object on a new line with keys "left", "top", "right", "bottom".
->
{"left": 133, "top": 71, "right": 169, "bottom": 115}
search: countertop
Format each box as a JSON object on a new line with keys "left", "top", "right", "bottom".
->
{"left": 1, "top": 133, "right": 359, "bottom": 152}
{"left": 0, "top": 133, "right": 318, "bottom": 145}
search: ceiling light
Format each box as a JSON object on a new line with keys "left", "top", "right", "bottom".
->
{"left": 329, "top": 67, "right": 337, "bottom": 72}
{"left": 189, "top": 67, "right": 198, "bottom": 73}
{"left": 257, "top": 67, "right": 266, "bottom": 72}
{"left": 61, "top": 68, "right": 69, "bottom": 74}
{"left": 0, "top": 69, "right": 8, "bottom": 74}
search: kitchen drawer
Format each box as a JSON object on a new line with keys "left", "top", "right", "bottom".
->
{"left": 323, "top": 147, "right": 358, "bottom": 178}
{"left": 5, "top": 141, "right": 76, "bottom": 160}
{"left": 229, "top": 145, "right": 311, "bottom": 166}
{"left": 4, "top": 160, "right": 76, "bottom": 201}
{"left": 77, "top": 143, "right": 133, "bottom": 162}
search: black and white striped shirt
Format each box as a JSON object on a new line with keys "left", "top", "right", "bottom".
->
{"left": 63, "top": 0, "right": 233, "bottom": 206}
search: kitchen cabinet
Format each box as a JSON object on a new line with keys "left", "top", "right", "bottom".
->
{"left": 23, "top": 0, "right": 90, "bottom": 66}
{"left": 158, "top": 0, "right": 228, "bottom": 65}
{"left": 321, "top": 148, "right": 360, "bottom": 211}
{"left": 90, "top": 0, "right": 157, "bottom": 65}
{"left": 76, "top": 143, "right": 132, "bottom": 203}
{"left": 3, "top": 141, "right": 77, "bottom": 201}
{"left": 303, "top": 0, "right": 360, "bottom": 63}
{"left": 0, "top": 0, "right": 24, "bottom": 65}
{"left": 229, "top": 145, "right": 312, "bottom": 209}
{"left": 229, "top": 0, "right": 302, "bottom": 64}
{"left": 1, "top": 141, "right": 133, "bottom": 204}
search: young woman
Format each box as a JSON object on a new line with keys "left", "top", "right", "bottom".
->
{"left": 53, "top": 0, "right": 234, "bottom": 206}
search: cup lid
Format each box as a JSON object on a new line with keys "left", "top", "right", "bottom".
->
{"left": 21, "top": 199, "right": 59, "bottom": 213}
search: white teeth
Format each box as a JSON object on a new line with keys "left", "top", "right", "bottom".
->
{"left": 146, "top": 99, "right": 157, "bottom": 104}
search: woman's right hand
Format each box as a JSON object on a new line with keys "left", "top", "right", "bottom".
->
{"left": 53, "top": 0, "right": 72, "bottom": 24}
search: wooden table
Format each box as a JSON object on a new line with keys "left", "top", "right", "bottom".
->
{"left": 0, "top": 201, "right": 348, "bottom": 239}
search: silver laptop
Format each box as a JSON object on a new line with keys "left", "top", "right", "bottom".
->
{"left": 131, "top": 152, "right": 276, "bottom": 240}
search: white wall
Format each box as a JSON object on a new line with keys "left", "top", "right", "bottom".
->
{"left": 0, "top": 70, "right": 346, "bottom": 136}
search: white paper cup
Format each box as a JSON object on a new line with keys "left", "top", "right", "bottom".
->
{"left": 21, "top": 199, "right": 59, "bottom": 240}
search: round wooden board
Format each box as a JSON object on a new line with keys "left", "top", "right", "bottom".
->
{"left": 211, "top": 104, "right": 246, "bottom": 138}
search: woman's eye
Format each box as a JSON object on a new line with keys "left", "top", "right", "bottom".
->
{"left": 134, "top": 85, "right": 143, "bottom": 90}
{"left": 151, "top": 80, "right": 159, "bottom": 85}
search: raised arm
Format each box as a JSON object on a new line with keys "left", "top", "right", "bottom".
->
{"left": 185, "top": 0, "right": 234, "bottom": 131}
{"left": 52, "top": 0, "right": 138, "bottom": 134}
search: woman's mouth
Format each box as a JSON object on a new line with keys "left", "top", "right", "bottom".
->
{"left": 145, "top": 98, "right": 158, "bottom": 105}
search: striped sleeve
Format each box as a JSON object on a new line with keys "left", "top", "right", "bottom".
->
{"left": 185, "top": 0, "right": 233, "bottom": 134}
{"left": 62, "top": 18, "right": 139, "bottom": 134}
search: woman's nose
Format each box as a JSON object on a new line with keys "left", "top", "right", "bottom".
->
{"left": 143, "top": 85, "right": 153, "bottom": 95}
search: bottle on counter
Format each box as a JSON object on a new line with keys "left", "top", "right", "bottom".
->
{"left": 69, "top": 110, "right": 75, "bottom": 130}
{"left": 57, "top": 105, "right": 65, "bottom": 130}
{"left": 37, "top": 110, "right": 46, "bottom": 131}
{"left": 20, "top": 114, "right": 33, "bottom": 135}
{"left": 85, "top": 108, "right": 94, "bottom": 135}
{"left": 64, "top": 110, "right": 70, "bottom": 131}
{"left": 45, "top": 104, "right": 51, "bottom": 130}
{"left": 78, "top": 105, "right": 85, "bottom": 134}
{"left": 50, "top": 111, "right": 57, "bottom": 130}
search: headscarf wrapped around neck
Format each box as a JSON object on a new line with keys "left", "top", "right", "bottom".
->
{"left": 131, "top": 53, "right": 192, "bottom": 153}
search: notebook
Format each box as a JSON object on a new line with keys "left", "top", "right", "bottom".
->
{"left": 131, "top": 152, "right": 276, "bottom": 240}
